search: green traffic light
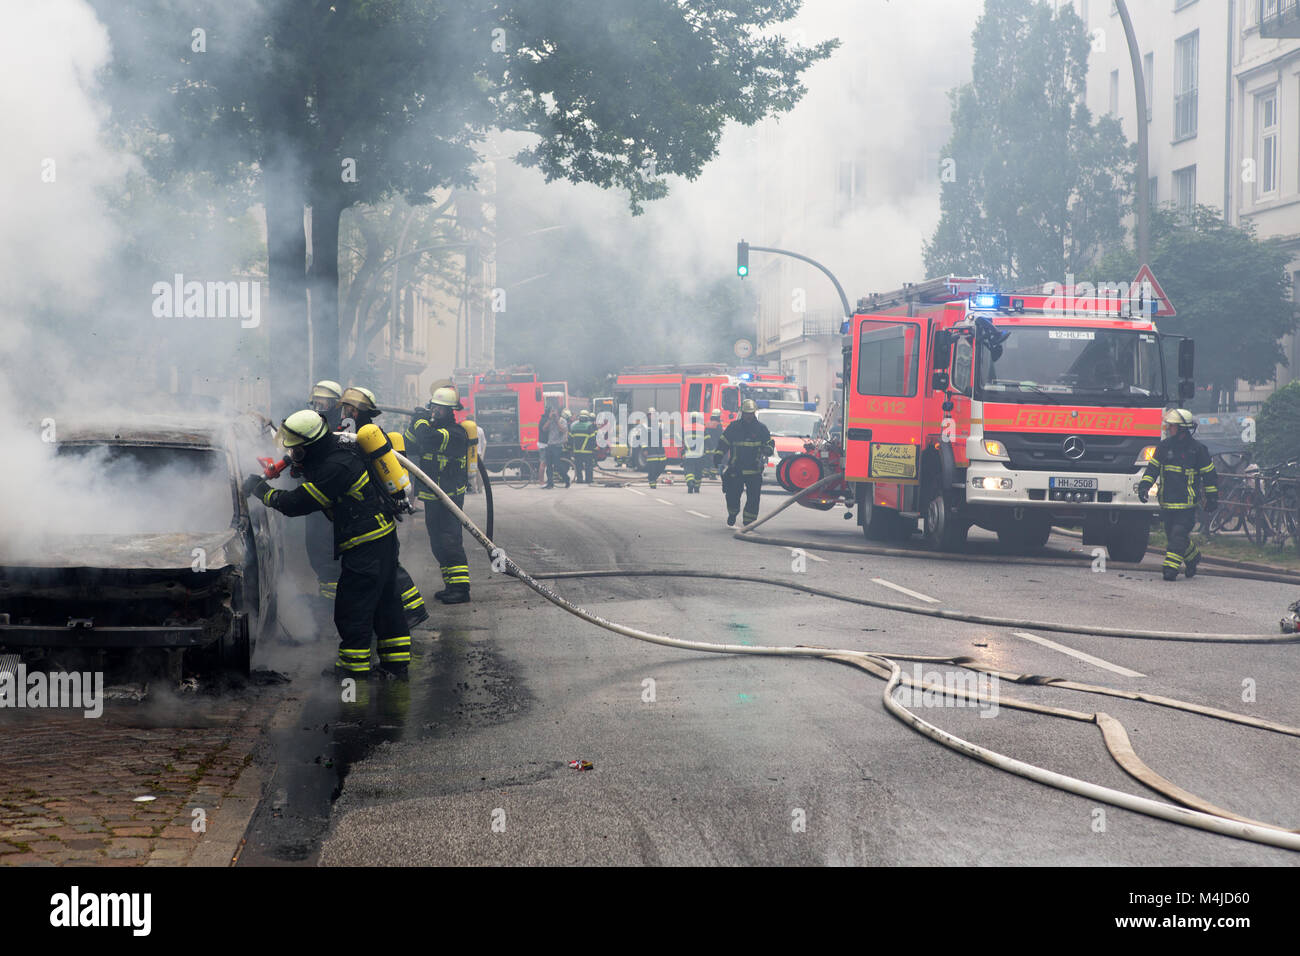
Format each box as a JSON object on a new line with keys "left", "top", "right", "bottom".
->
{"left": 737, "top": 265, "right": 748, "bottom": 277}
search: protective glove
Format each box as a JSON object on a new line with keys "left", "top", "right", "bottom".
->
{"left": 242, "top": 474, "right": 271, "bottom": 500}
{"left": 1137, "top": 485, "right": 1149, "bottom": 504}
{"left": 1204, "top": 494, "right": 1218, "bottom": 513}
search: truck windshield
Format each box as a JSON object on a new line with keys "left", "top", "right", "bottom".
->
{"left": 975, "top": 327, "right": 1166, "bottom": 406}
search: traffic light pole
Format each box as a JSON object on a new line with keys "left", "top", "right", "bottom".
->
{"left": 737, "top": 240, "right": 853, "bottom": 321}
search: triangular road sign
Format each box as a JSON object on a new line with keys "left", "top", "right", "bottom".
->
{"left": 1132, "top": 264, "right": 1175, "bottom": 317}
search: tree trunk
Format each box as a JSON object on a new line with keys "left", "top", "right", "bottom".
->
{"left": 309, "top": 190, "right": 347, "bottom": 389}
{"left": 264, "top": 157, "right": 309, "bottom": 420}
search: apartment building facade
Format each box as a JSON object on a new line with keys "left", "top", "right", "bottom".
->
{"left": 1074, "top": 0, "right": 1300, "bottom": 408}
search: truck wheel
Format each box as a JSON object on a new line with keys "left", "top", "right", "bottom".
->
{"left": 1106, "top": 517, "right": 1151, "bottom": 564}
{"left": 922, "top": 474, "right": 967, "bottom": 551}
{"left": 859, "top": 485, "right": 900, "bottom": 541}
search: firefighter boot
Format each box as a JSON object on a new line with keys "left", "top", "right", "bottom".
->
{"left": 441, "top": 585, "right": 471, "bottom": 605}
{"left": 727, "top": 513, "right": 737, "bottom": 527}
{"left": 1162, "top": 567, "right": 1179, "bottom": 582}
{"left": 1185, "top": 554, "right": 1200, "bottom": 578}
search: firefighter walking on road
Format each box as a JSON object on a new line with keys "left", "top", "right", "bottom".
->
{"left": 244, "top": 411, "right": 411, "bottom": 679}
{"left": 569, "top": 409, "right": 597, "bottom": 483}
{"left": 1139, "top": 408, "right": 1219, "bottom": 581}
{"left": 714, "top": 399, "right": 774, "bottom": 527}
{"left": 645, "top": 407, "right": 667, "bottom": 489}
{"left": 405, "top": 386, "right": 473, "bottom": 603}
{"left": 682, "top": 412, "right": 707, "bottom": 493}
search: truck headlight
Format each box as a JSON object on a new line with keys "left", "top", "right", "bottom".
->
{"left": 1135, "top": 445, "right": 1156, "bottom": 466}
{"left": 971, "top": 477, "right": 1013, "bottom": 490}
{"left": 982, "top": 439, "right": 1009, "bottom": 459}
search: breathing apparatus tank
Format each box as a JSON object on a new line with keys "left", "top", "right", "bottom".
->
{"left": 461, "top": 418, "right": 479, "bottom": 470}
{"left": 357, "top": 423, "right": 413, "bottom": 499}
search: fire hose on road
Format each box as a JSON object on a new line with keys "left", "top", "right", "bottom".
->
{"left": 394, "top": 451, "right": 1300, "bottom": 853}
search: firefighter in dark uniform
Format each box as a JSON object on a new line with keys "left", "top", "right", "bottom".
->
{"left": 645, "top": 407, "right": 668, "bottom": 489}
{"left": 336, "top": 386, "right": 428, "bottom": 627}
{"left": 703, "top": 409, "right": 724, "bottom": 479}
{"left": 244, "top": 410, "right": 411, "bottom": 678}
{"left": 569, "top": 409, "right": 598, "bottom": 483}
{"left": 682, "top": 412, "right": 707, "bottom": 493}
{"left": 714, "top": 398, "right": 774, "bottom": 527}
{"left": 1138, "top": 408, "right": 1219, "bottom": 581}
{"left": 304, "top": 381, "right": 344, "bottom": 611}
{"left": 404, "top": 386, "right": 472, "bottom": 604}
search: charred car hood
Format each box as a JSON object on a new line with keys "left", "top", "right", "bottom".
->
{"left": 0, "top": 529, "right": 245, "bottom": 571}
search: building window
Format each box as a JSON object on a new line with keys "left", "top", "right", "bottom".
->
{"left": 1149, "top": 175, "right": 1158, "bottom": 209}
{"left": 1109, "top": 70, "right": 1120, "bottom": 116}
{"left": 1256, "top": 87, "right": 1279, "bottom": 198}
{"left": 1173, "top": 164, "right": 1197, "bottom": 213}
{"left": 1143, "top": 52, "right": 1153, "bottom": 122}
{"left": 1174, "top": 31, "right": 1199, "bottom": 140}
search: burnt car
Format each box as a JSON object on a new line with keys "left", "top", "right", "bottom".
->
{"left": 0, "top": 414, "right": 285, "bottom": 679}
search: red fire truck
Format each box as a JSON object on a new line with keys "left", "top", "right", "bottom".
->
{"left": 611, "top": 365, "right": 742, "bottom": 466}
{"left": 466, "top": 366, "right": 546, "bottom": 469}
{"left": 843, "top": 276, "right": 1192, "bottom": 562}
{"left": 737, "top": 370, "right": 810, "bottom": 406}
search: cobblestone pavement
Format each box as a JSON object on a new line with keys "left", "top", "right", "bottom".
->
{"left": 0, "top": 685, "right": 285, "bottom": 867}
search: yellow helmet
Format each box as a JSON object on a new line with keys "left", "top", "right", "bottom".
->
{"left": 340, "top": 386, "right": 379, "bottom": 415}
{"left": 1163, "top": 408, "right": 1196, "bottom": 430}
{"left": 310, "top": 380, "right": 343, "bottom": 403}
{"left": 277, "top": 409, "right": 328, "bottom": 448}
{"left": 430, "top": 385, "right": 462, "bottom": 409}
{"left": 740, "top": 398, "right": 758, "bottom": 414}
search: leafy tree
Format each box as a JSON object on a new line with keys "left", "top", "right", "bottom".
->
{"left": 1255, "top": 381, "right": 1300, "bottom": 467}
{"left": 1095, "top": 205, "right": 1296, "bottom": 409}
{"left": 923, "top": 0, "right": 1131, "bottom": 287}
{"left": 91, "top": 0, "right": 835, "bottom": 415}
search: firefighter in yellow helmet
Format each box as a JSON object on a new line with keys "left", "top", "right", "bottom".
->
{"left": 243, "top": 410, "right": 411, "bottom": 678}
{"left": 682, "top": 411, "right": 707, "bottom": 493}
{"left": 309, "top": 380, "right": 344, "bottom": 427}
{"left": 1139, "top": 408, "right": 1219, "bottom": 581}
{"left": 338, "top": 386, "right": 380, "bottom": 432}
{"left": 715, "top": 399, "right": 774, "bottom": 526}
{"left": 333, "top": 384, "right": 427, "bottom": 627}
{"left": 404, "top": 385, "right": 472, "bottom": 603}
{"left": 304, "top": 382, "right": 346, "bottom": 612}
{"left": 568, "top": 409, "right": 598, "bottom": 483}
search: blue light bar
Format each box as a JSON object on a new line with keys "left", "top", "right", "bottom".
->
{"left": 738, "top": 371, "right": 754, "bottom": 381}
{"left": 973, "top": 293, "right": 997, "bottom": 309}
{"left": 804, "top": 402, "right": 816, "bottom": 411}
{"left": 756, "top": 399, "right": 770, "bottom": 408}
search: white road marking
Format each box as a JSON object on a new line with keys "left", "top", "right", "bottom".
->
{"left": 804, "top": 551, "right": 828, "bottom": 563}
{"left": 871, "top": 578, "right": 939, "bottom": 603}
{"left": 687, "top": 510, "right": 710, "bottom": 518}
{"left": 626, "top": 488, "right": 646, "bottom": 497}
{"left": 655, "top": 498, "right": 673, "bottom": 507}
{"left": 1011, "top": 631, "right": 1145, "bottom": 678}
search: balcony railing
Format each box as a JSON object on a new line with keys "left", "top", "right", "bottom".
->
{"left": 1261, "top": 0, "right": 1300, "bottom": 37}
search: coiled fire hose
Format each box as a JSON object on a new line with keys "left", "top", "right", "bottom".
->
{"left": 395, "top": 452, "right": 1300, "bottom": 852}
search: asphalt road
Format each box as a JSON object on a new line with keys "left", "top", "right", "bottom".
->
{"left": 256, "top": 469, "right": 1300, "bottom": 866}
